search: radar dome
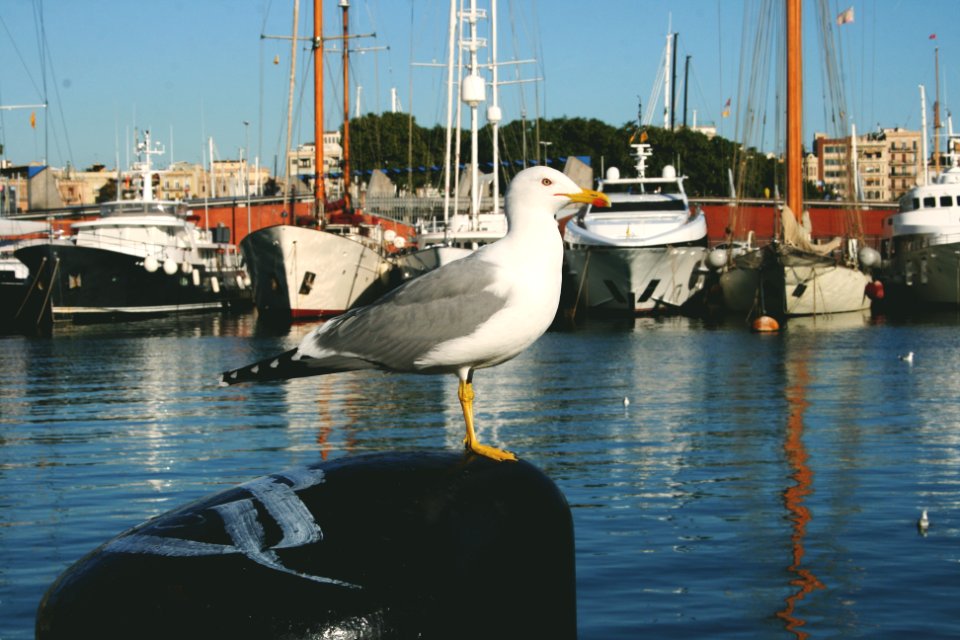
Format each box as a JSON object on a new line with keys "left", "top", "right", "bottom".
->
{"left": 662, "top": 165, "right": 677, "bottom": 179}
{"left": 606, "top": 167, "right": 621, "bottom": 181}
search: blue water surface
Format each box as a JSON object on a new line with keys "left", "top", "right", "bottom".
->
{"left": 1, "top": 310, "right": 959, "bottom": 638}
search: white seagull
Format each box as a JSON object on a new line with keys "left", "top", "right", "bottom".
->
{"left": 918, "top": 509, "right": 930, "bottom": 534}
{"left": 221, "top": 166, "right": 610, "bottom": 461}
{"left": 899, "top": 351, "right": 914, "bottom": 364}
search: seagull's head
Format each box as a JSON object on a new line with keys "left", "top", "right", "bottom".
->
{"left": 505, "top": 166, "right": 610, "bottom": 224}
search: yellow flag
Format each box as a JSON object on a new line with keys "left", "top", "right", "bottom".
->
{"left": 30, "top": 111, "right": 36, "bottom": 129}
{"left": 639, "top": 130, "right": 649, "bottom": 143}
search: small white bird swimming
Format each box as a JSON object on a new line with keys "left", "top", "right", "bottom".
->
{"left": 899, "top": 351, "right": 914, "bottom": 364}
{"left": 622, "top": 396, "right": 630, "bottom": 407}
{"left": 918, "top": 509, "right": 930, "bottom": 533}
{"left": 221, "top": 166, "right": 610, "bottom": 462}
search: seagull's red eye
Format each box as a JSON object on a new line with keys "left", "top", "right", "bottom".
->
{"left": 541, "top": 178, "right": 552, "bottom": 186}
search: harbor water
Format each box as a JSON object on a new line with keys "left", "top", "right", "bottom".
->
{"left": 2, "top": 310, "right": 959, "bottom": 638}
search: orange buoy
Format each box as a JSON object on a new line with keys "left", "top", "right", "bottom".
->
{"left": 752, "top": 315, "right": 780, "bottom": 332}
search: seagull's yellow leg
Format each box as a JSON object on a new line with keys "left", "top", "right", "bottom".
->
{"left": 458, "top": 379, "right": 517, "bottom": 462}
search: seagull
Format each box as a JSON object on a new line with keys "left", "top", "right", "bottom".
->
{"left": 899, "top": 351, "right": 914, "bottom": 364}
{"left": 622, "top": 396, "right": 630, "bottom": 408}
{"left": 220, "top": 166, "right": 610, "bottom": 461}
{"left": 918, "top": 509, "right": 930, "bottom": 534}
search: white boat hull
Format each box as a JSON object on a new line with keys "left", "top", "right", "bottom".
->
{"left": 720, "top": 247, "right": 871, "bottom": 316}
{"left": 241, "top": 225, "right": 394, "bottom": 321}
{"left": 564, "top": 245, "right": 709, "bottom": 313}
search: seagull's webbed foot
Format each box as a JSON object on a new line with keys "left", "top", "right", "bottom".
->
{"left": 458, "top": 380, "right": 517, "bottom": 462}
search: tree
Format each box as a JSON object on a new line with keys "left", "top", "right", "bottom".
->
{"left": 342, "top": 113, "right": 785, "bottom": 199}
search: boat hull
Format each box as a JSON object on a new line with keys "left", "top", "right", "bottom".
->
{"left": 563, "top": 244, "right": 709, "bottom": 314}
{"left": 720, "top": 245, "right": 872, "bottom": 318}
{"left": 241, "top": 225, "right": 394, "bottom": 323}
{"left": 13, "top": 243, "right": 251, "bottom": 322}
{"left": 884, "top": 239, "right": 960, "bottom": 306}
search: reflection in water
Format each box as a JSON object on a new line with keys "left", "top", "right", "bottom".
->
{"left": 777, "top": 352, "right": 825, "bottom": 638}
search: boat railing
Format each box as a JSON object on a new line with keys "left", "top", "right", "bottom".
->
{"left": 363, "top": 195, "right": 503, "bottom": 225}
{"left": 921, "top": 231, "right": 960, "bottom": 249}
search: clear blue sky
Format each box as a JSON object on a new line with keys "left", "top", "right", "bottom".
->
{"left": 0, "top": 0, "right": 955, "bottom": 172}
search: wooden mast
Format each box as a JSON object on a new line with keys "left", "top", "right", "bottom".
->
{"left": 340, "top": 0, "right": 352, "bottom": 212}
{"left": 786, "top": 0, "right": 803, "bottom": 220}
{"left": 313, "top": 0, "right": 326, "bottom": 223}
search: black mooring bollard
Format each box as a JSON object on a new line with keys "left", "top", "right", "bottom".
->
{"left": 36, "top": 451, "right": 576, "bottom": 639}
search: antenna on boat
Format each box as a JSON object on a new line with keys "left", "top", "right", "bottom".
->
{"left": 920, "top": 85, "right": 929, "bottom": 185}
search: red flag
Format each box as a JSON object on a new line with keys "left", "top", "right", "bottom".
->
{"left": 930, "top": 33, "right": 937, "bottom": 40}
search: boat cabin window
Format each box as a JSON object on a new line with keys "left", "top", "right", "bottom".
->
{"left": 599, "top": 200, "right": 688, "bottom": 213}
{"left": 603, "top": 182, "right": 683, "bottom": 197}
{"left": 941, "top": 195, "right": 954, "bottom": 207}
{"left": 923, "top": 196, "right": 936, "bottom": 208}
{"left": 912, "top": 198, "right": 920, "bottom": 210}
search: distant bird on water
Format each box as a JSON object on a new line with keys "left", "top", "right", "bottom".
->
{"left": 899, "top": 351, "right": 914, "bottom": 364}
{"left": 220, "top": 166, "right": 610, "bottom": 461}
{"left": 918, "top": 509, "right": 930, "bottom": 534}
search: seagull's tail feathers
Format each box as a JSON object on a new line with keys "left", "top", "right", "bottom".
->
{"left": 219, "top": 348, "right": 371, "bottom": 386}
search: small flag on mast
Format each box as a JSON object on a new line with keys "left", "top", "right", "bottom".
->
{"left": 721, "top": 97, "right": 731, "bottom": 118}
{"left": 29, "top": 111, "right": 36, "bottom": 129}
{"left": 929, "top": 33, "right": 937, "bottom": 40}
{"left": 836, "top": 6, "right": 854, "bottom": 25}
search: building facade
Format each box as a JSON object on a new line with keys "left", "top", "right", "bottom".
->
{"left": 812, "top": 127, "right": 922, "bottom": 202}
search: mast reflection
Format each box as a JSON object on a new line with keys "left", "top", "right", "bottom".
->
{"left": 776, "top": 355, "right": 825, "bottom": 639}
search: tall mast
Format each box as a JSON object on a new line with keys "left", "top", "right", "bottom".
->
{"left": 920, "top": 84, "right": 929, "bottom": 185}
{"left": 489, "top": 0, "right": 502, "bottom": 214}
{"left": 933, "top": 46, "right": 942, "bottom": 173}
{"left": 285, "top": 0, "right": 300, "bottom": 203}
{"left": 670, "top": 32, "right": 678, "bottom": 131}
{"left": 663, "top": 25, "right": 672, "bottom": 129}
{"left": 786, "top": 0, "right": 803, "bottom": 219}
{"left": 461, "top": 0, "right": 487, "bottom": 226}
{"left": 442, "top": 0, "right": 457, "bottom": 226}
{"left": 313, "top": 0, "right": 326, "bottom": 221}
{"left": 340, "top": 0, "right": 352, "bottom": 211}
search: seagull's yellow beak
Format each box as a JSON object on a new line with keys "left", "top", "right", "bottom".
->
{"left": 563, "top": 188, "right": 610, "bottom": 208}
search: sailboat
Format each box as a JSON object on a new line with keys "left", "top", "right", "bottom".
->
{"left": 241, "top": 0, "right": 414, "bottom": 324}
{"left": 717, "top": 0, "right": 877, "bottom": 326}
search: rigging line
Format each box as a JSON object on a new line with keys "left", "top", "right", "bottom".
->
{"left": 0, "top": 12, "right": 43, "bottom": 97}
{"left": 37, "top": 4, "right": 73, "bottom": 168}
{"left": 508, "top": 0, "right": 530, "bottom": 128}
{"left": 407, "top": 0, "right": 414, "bottom": 194}
{"left": 717, "top": 0, "right": 723, "bottom": 135}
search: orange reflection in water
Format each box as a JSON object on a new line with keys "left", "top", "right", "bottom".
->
{"left": 776, "top": 356, "right": 825, "bottom": 639}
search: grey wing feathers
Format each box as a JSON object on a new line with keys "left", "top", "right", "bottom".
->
{"left": 305, "top": 256, "right": 507, "bottom": 370}
{"left": 219, "top": 347, "right": 372, "bottom": 386}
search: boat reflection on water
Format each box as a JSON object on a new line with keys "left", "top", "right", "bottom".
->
{"left": 777, "top": 347, "right": 825, "bottom": 639}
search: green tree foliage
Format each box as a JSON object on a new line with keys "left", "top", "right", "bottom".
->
{"left": 344, "top": 112, "right": 787, "bottom": 199}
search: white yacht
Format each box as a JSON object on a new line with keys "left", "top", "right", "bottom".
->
{"left": 882, "top": 134, "right": 960, "bottom": 306}
{"left": 562, "top": 142, "right": 709, "bottom": 314}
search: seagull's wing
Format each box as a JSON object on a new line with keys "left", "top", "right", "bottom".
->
{"left": 220, "top": 252, "right": 509, "bottom": 385}
{"left": 302, "top": 252, "right": 509, "bottom": 371}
